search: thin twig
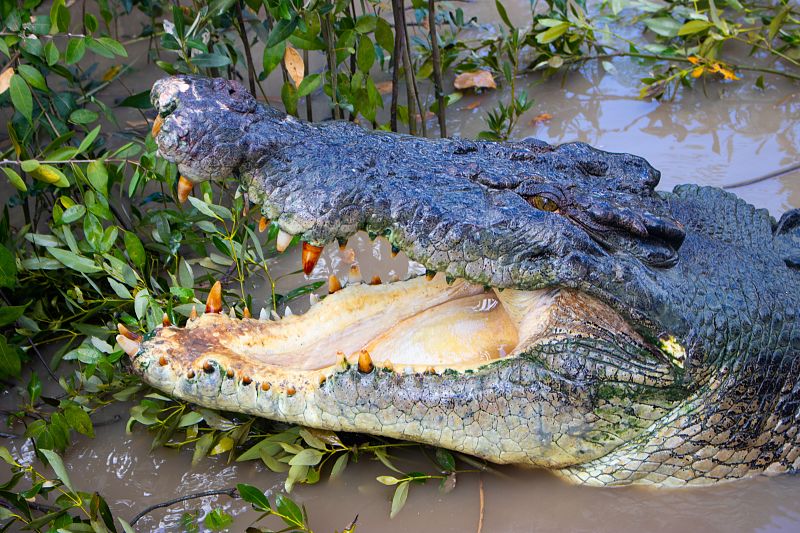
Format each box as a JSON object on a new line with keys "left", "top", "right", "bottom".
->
{"left": 28, "top": 340, "right": 58, "bottom": 382}
{"left": 428, "top": 0, "right": 446, "bottom": 137}
{"left": 477, "top": 475, "right": 484, "bottom": 533}
{"left": 723, "top": 161, "right": 800, "bottom": 189}
{"left": 390, "top": 0, "right": 402, "bottom": 132}
{"left": 234, "top": 0, "right": 257, "bottom": 96}
{"left": 129, "top": 488, "right": 239, "bottom": 526}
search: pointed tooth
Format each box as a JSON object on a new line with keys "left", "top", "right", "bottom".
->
{"left": 270, "top": 310, "right": 281, "bottom": 321}
{"left": 446, "top": 275, "right": 455, "bottom": 286}
{"left": 189, "top": 305, "right": 198, "bottom": 320}
{"left": 243, "top": 306, "right": 251, "bottom": 319}
{"left": 391, "top": 245, "right": 400, "bottom": 257}
{"left": 276, "top": 229, "right": 293, "bottom": 252}
{"left": 116, "top": 334, "right": 140, "bottom": 357}
{"left": 162, "top": 313, "right": 171, "bottom": 327}
{"left": 358, "top": 349, "right": 374, "bottom": 373}
{"left": 349, "top": 264, "right": 362, "bottom": 284}
{"left": 309, "top": 293, "right": 320, "bottom": 306}
{"left": 259, "top": 307, "right": 269, "bottom": 320}
{"left": 158, "top": 356, "right": 168, "bottom": 366}
{"left": 151, "top": 114, "right": 164, "bottom": 138}
{"left": 369, "top": 275, "right": 382, "bottom": 285}
{"left": 228, "top": 307, "right": 236, "bottom": 319}
{"left": 328, "top": 274, "right": 342, "bottom": 294}
{"left": 205, "top": 281, "right": 223, "bottom": 314}
{"left": 302, "top": 242, "right": 323, "bottom": 275}
{"left": 258, "top": 216, "right": 269, "bottom": 233}
{"left": 284, "top": 305, "right": 293, "bottom": 317}
{"left": 177, "top": 176, "right": 193, "bottom": 204}
{"left": 117, "top": 323, "right": 141, "bottom": 341}
{"left": 426, "top": 270, "right": 436, "bottom": 281}
{"left": 337, "top": 237, "right": 348, "bottom": 250}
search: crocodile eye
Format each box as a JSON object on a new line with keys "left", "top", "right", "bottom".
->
{"left": 530, "top": 195, "right": 559, "bottom": 212}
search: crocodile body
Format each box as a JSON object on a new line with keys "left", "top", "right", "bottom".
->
{"left": 124, "top": 76, "right": 800, "bottom": 486}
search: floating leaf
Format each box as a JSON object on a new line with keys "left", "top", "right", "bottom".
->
{"left": 237, "top": 483, "right": 271, "bottom": 512}
{"left": 40, "top": 449, "right": 74, "bottom": 492}
{"left": 390, "top": 481, "right": 409, "bottom": 518}
{"left": 453, "top": 70, "right": 496, "bottom": 90}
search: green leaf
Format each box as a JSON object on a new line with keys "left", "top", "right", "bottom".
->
{"left": 643, "top": 17, "right": 682, "bottom": 38}
{"left": 69, "top": 109, "right": 99, "bottom": 124}
{"left": 297, "top": 73, "right": 322, "bottom": 98}
{"left": 17, "top": 65, "right": 47, "bottom": 91}
{"left": 0, "top": 305, "right": 25, "bottom": 327}
{"left": 118, "top": 518, "right": 136, "bottom": 533}
{"left": 275, "top": 495, "right": 304, "bottom": 527}
{"left": 40, "top": 449, "right": 75, "bottom": 492}
{"left": 192, "top": 53, "right": 231, "bottom": 68}
{"left": 536, "top": 22, "right": 569, "bottom": 44}
{"left": 288, "top": 448, "right": 323, "bottom": 466}
{"left": 677, "top": 19, "right": 713, "bottom": 36}
{"left": 390, "top": 481, "right": 409, "bottom": 518}
{"left": 281, "top": 81, "right": 298, "bottom": 116}
{"left": 0, "top": 244, "right": 17, "bottom": 288}
{"left": 61, "top": 204, "right": 87, "bottom": 224}
{"left": 0, "top": 335, "right": 21, "bottom": 378}
{"left": 203, "top": 508, "right": 233, "bottom": 531}
{"left": 2, "top": 167, "right": 27, "bottom": 192}
{"left": 769, "top": 6, "right": 791, "bottom": 42}
{"left": 375, "top": 18, "right": 394, "bottom": 52}
{"left": 9, "top": 74, "right": 32, "bottom": 123}
{"left": 123, "top": 231, "right": 145, "bottom": 269}
{"left": 236, "top": 483, "right": 271, "bottom": 512}
{"left": 64, "top": 404, "right": 94, "bottom": 437}
{"left": 435, "top": 448, "right": 456, "bottom": 471}
{"left": 49, "top": 248, "right": 101, "bottom": 273}
{"left": 118, "top": 90, "right": 152, "bottom": 109}
{"left": 44, "top": 41, "right": 60, "bottom": 65}
{"left": 87, "top": 160, "right": 108, "bottom": 193}
{"left": 65, "top": 38, "right": 86, "bottom": 64}
{"left": 263, "top": 41, "right": 286, "bottom": 76}
{"left": 330, "top": 452, "right": 349, "bottom": 479}
{"left": 354, "top": 14, "right": 377, "bottom": 34}
{"left": 266, "top": 17, "right": 298, "bottom": 48}
{"left": 30, "top": 165, "right": 69, "bottom": 187}
{"left": 77, "top": 125, "right": 101, "bottom": 154}
{"left": 356, "top": 35, "right": 375, "bottom": 73}
{"left": 376, "top": 475, "right": 401, "bottom": 485}
{"left": 495, "top": 0, "right": 514, "bottom": 29}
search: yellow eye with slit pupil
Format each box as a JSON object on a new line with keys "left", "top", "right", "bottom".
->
{"left": 531, "top": 195, "right": 559, "bottom": 212}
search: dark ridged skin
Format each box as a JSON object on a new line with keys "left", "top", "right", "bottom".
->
{"left": 136, "top": 75, "right": 800, "bottom": 485}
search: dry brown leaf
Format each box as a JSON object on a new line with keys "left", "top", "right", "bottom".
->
{"left": 376, "top": 80, "right": 393, "bottom": 95}
{"left": 453, "top": 70, "right": 496, "bottom": 91}
{"left": 530, "top": 113, "right": 553, "bottom": 125}
{"left": 102, "top": 65, "right": 122, "bottom": 82}
{"left": 284, "top": 46, "right": 304, "bottom": 88}
{"left": 0, "top": 68, "right": 14, "bottom": 95}
{"left": 465, "top": 99, "right": 483, "bottom": 110}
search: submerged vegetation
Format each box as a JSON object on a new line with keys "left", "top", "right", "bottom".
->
{"left": 0, "top": 0, "right": 798, "bottom": 529}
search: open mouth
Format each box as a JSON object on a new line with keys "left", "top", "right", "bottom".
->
{"left": 134, "top": 234, "right": 649, "bottom": 383}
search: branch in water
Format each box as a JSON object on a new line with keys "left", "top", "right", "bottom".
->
{"left": 130, "top": 488, "right": 239, "bottom": 526}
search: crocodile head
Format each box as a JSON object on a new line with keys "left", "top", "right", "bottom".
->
{"left": 126, "top": 76, "right": 800, "bottom": 486}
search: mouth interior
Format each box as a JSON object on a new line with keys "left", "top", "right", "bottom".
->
{"left": 158, "top": 235, "right": 644, "bottom": 374}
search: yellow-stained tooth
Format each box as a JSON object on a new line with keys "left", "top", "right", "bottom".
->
{"left": 177, "top": 176, "right": 193, "bottom": 204}
{"left": 162, "top": 313, "right": 171, "bottom": 327}
{"left": 151, "top": 114, "right": 163, "bottom": 137}
{"left": 116, "top": 334, "right": 140, "bottom": 357}
{"left": 242, "top": 306, "right": 251, "bottom": 319}
{"left": 206, "top": 281, "right": 223, "bottom": 314}
{"left": 258, "top": 216, "right": 269, "bottom": 233}
{"left": 189, "top": 305, "right": 198, "bottom": 320}
{"left": 117, "top": 323, "right": 141, "bottom": 341}
{"left": 370, "top": 275, "right": 382, "bottom": 285}
{"left": 328, "top": 274, "right": 342, "bottom": 294}
{"left": 302, "top": 242, "right": 323, "bottom": 275}
{"left": 349, "top": 264, "right": 362, "bottom": 284}
{"left": 358, "top": 349, "right": 374, "bottom": 373}
{"left": 276, "top": 229, "right": 293, "bottom": 252}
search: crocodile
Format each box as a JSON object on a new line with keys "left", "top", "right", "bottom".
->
{"left": 120, "top": 75, "right": 800, "bottom": 486}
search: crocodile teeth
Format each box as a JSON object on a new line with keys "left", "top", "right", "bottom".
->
{"left": 358, "top": 349, "right": 374, "bottom": 373}
{"left": 302, "top": 242, "right": 323, "bottom": 275}
{"left": 349, "top": 264, "right": 362, "bottom": 284}
{"left": 242, "top": 306, "right": 251, "bottom": 319}
{"left": 309, "top": 293, "right": 320, "bottom": 306}
{"left": 276, "top": 229, "right": 293, "bottom": 252}
{"left": 369, "top": 275, "right": 382, "bottom": 285}
{"left": 162, "top": 313, "right": 171, "bottom": 327}
{"left": 258, "top": 216, "right": 269, "bottom": 233}
{"left": 328, "top": 274, "right": 342, "bottom": 294}
{"left": 177, "top": 176, "right": 193, "bottom": 204}
{"left": 151, "top": 114, "right": 163, "bottom": 138}
{"left": 116, "top": 334, "right": 140, "bottom": 357}
{"left": 284, "top": 305, "right": 293, "bottom": 317}
{"left": 259, "top": 307, "right": 269, "bottom": 320}
{"left": 189, "top": 305, "right": 198, "bottom": 320}
{"left": 205, "top": 281, "right": 223, "bottom": 314}
{"left": 117, "top": 323, "right": 141, "bottom": 341}
{"left": 270, "top": 310, "right": 281, "bottom": 321}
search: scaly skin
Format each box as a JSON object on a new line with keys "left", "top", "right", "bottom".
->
{"left": 130, "top": 75, "right": 800, "bottom": 486}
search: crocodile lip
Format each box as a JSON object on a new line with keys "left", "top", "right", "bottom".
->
{"left": 135, "top": 254, "right": 646, "bottom": 379}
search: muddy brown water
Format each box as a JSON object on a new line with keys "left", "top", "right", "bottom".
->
{"left": 3, "top": 1, "right": 800, "bottom": 531}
